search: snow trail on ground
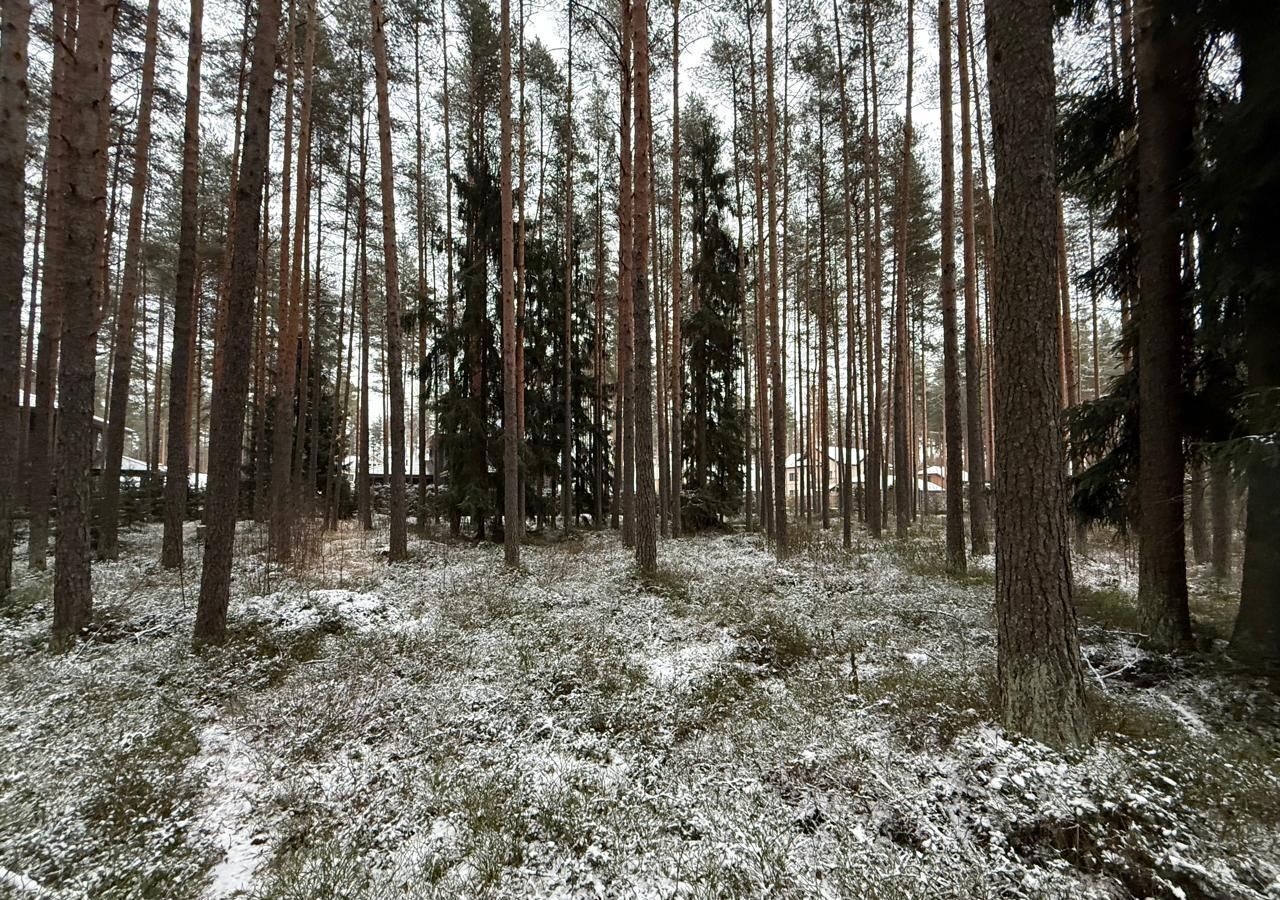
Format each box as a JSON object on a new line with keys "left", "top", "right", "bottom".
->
{"left": 194, "top": 723, "right": 267, "bottom": 899}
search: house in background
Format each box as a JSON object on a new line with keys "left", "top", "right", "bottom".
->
{"left": 783, "top": 446, "right": 867, "bottom": 511}
{"left": 18, "top": 387, "right": 119, "bottom": 471}
{"left": 17, "top": 382, "right": 157, "bottom": 483}
{"left": 777, "top": 448, "right": 962, "bottom": 517}
{"left": 923, "top": 464, "right": 967, "bottom": 490}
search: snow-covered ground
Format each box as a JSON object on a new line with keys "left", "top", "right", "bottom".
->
{"left": 0, "top": 521, "right": 1276, "bottom": 899}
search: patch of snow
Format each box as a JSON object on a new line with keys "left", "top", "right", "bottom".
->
{"left": 193, "top": 724, "right": 268, "bottom": 900}
{"left": 0, "top": 866, "right": 54, "bottom": 897}
{"left": 642, "top": 635, "right": 732, "bottom": 689}
{"left": 1160, "top": 695, "right": 1211, "bottom": 737}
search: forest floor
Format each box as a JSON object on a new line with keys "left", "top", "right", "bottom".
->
{"left": 1, "top": 518, "right": 1278, "bottom": 900}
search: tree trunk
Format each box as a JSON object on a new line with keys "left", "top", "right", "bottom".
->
{"left": 27, "top": 0, "right": 72, "bottom": 572}
{"left": 97, "top": 0, "right": 159, "bottom": 560}
{"left": 306, "top": 159, "right": 323, "bottom": 496}
{"left": 985, "top": 0, "right": 1091, "bottom": 746}
{"left": 669, "top": 0, "right": 683, "bottom": 537}
{"left": 269, "top": 0, "right": 301, "bottom": 557}
{"left": 499, "top": 0, "right": 519, "bottom": 565}
{"left": 160, "top": 0, "right": 204, "bottom": 568}
{"left": 251, "top": 172, "right": 271, "bottom": 522}
{"left": 151, "top": 280, "right": 165, "bottom": 472}
{"left": 441, "top": 0, "right": 455, "bottom": 389}
{"left": 370, "top": 0, "right": 408, "bottom": 560}
{"left": 53, "top": 0, "right": 116, "bottom": 645}
{"left": 562, "top": 6, "right": 574, "bottom": 530}
{"left": 412, "top": 19, "right": 428, "bottom": 529}
{"left": 1228, "top": 8, "right": 1280, "bottom": 667}
{"left": 632, "top": 0, "right": 657, "bottom": 572}
{"left": 891, "top": 0, "right": 915, "bottom": 539}
{"left": 357, "top": 112, "right": 372, "bottom": 531}
{"left": 966, "top": 7, "right": 998, "bottom": 474}
{"left": 765, "top": 0, "right": 787, "bottom": 556}
{"left": 747, "top": 16, "right": 771, "bottom": 541}
{"left": 18, "top": 163, "right": 45, "bottom": 480}
{"left": 325, "top": 107, "right": 353, "bottom": 529}
{"left": 863, "top": 1, "right": 885, "bottom": 538}
{"left": 1056, "top": 195, "right": 1079, "bottom": 408}
{"left": 817, "top": 116, "right": 830, "bottom": 532}
{"left": 957, "top": 0, "right": 990, "bottom": 555}
{"left": 832, "top": 0, "right": 856, "bottom": 549}
{"left": 1134, "top": 0, "right": 1193, "bottom": 650}
{"left": 0, "top": 0, "right": 31, "bottom": 598}
{"left": 618, "top": 0, "right": 635, "bottom": 547}
{"left": 195, "top": 0, "right": 282, "bottom": 644}
{"left": 593, "top": 162, "right": 605, "bottom": 527}
{"left": 939, "top": 0, "right": 966, "bottom": 574}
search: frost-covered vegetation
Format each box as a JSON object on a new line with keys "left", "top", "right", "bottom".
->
{"left": 1, "top": 523, "right": 1277, "bottom": 899}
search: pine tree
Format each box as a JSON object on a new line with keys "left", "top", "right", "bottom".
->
{"left": 956, "top": 0, "right": 989, "bottom": 555}
{"left": 161, "top": 0, "right": 206, "bottom": 568}
{"left": 1226, "top": 2, "right": 1280, "bottom": 667}
{"left": 631, "top": 0, "right": 658, "bottom": 572}
{"left": 938, "top": 0, "right": 965, "bottom": 574}
{"left": 27, "top": 0, "right": 73, "bottom": 572}
{"left": 196, "top": 0, "right": 283, "bottom": 644}
{"left": 97, "top": 0, "right": 160, "bottom": 561}
{"left": 891, "top": 0, "right": 915, "bottom": 539}
{"left": 52, "top": 0, "right": 117, "bottom": 645}
{"left": 669, "top": 0, "right": 683, "bottom": 537}
{"left": 371, "top": 0, "right": 409, "bottom": 560}
{"left": 500, "top": 0, "right": 520, "bottom": 564}
{"left": 0, "top": 0, "right": 31, "bottom": 598}
{"left": 985, "top": 0, "right": 1091, "bottom": 746}
{"left": 1134, "top": 0, "right": 1194, "bottom": 650}
{"left": 765, "top": 0, "right": 787, "bottom": 557}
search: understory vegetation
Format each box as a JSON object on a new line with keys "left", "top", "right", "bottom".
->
{"left": 1, "top": 522, "right": 1275, "bottom": 899}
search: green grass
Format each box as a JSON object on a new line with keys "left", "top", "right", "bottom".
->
{"left": 1075, "top": 583, "right": 1143, "bottom": 634}
{"left": 861, "top": 661, "right": 994, "bottom": 750}
{"left": 894, "top": 539, "right": 996, "bottom": 587}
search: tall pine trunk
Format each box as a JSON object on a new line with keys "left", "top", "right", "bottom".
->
{"left": 269, "top": 0, "right": 298, "bottom": 555}
{"left": 832, "top": 0, "right": 856, "bottom": 549}
{"left": 669, "top": 0, "right": 683, "bottom": 536}
{"left": 500, "top": 0, "right": 520, "bottom": 565}
{"left": 617, "top": 0, "right": 635, "bottom": 547}
{"left": 0, "top": 0, "right": 31, "bottom": 597}
{"left": 939, "top": 0, "right": 966, "bottom": 574}
{"left": 27, "top": 0, "right": 72, "bottom": 572}
{"left": 957, "top": 0, "right": 990, "bottom": 555}
{"left": 357, "top": 103, "right": 372, "bottom": 532}
{"left": 985, "top": 0, "right": 1091, "bottom": 746}
{"left": 1134, "top": 0, "right": 1193, "bottom": 650}
{"left": 53, "top": 0, "right": 116, "bottom": 645}
{"left": 747, "top": 18, "right": 771, "bottom": 540}
{"left": 160, "top": 0, "right": 204, "bottom": 568}
{"left": 97, "top": 0, "right": 159, "bottom": 560}
{"left": 863, "top": 1, "right": 885, "bottom": 538}
{"left": 632, "top": 0, "right": 658, "bottom": 572}
{"left": 371, "top": 0, "right": 408, "bottom": 560}
{"left": 562, "top": 8, "right": 574, "bottom": 529}
{"left": 891, "top": 0, "right": 915, "bottom": 539}
{"left": 1228, "top": 8, "right": 1280, "bottom": 667}
{"left": 195, "top": 0, "right": 282, "bottom": 644}
{"left": 765, "top": 0, "right": 787, "bottom": 556}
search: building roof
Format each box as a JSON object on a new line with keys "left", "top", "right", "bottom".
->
{"left": 783, "top": 446, "right": 867, "bottom": 468}
{"left": 18, "top": 389, "right": 133, "bottom": 434}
